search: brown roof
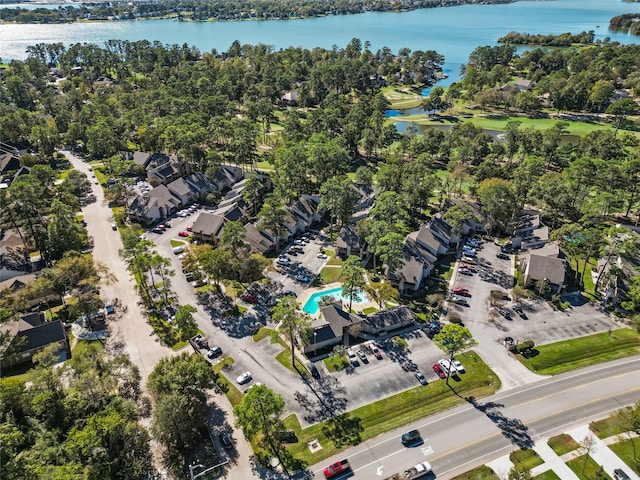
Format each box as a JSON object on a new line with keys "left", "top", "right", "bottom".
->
{"left": 192, "top": 212, "right": 226, "bottom": 238}
{"left": 523, "top": 254, "right": 567, "bottom": 285}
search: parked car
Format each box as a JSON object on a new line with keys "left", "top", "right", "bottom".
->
{"left": 452, "top": 286, "right": 469, "bottom": 295}
{"left": 151, "top": 227, "right": 164, "bottom": 234}
{"left": 317, "top": 253, "right": 328, "bottom": 259}
{"left": 207, "top": 346, "right": 222, "bottom": 358}
{"left": 111, "top": 223, "right": 117, "bottom": 231}
{"left": 613, "top": 469, "right": 631, "bottom": 480}
{"left": 241, "top": 293, "right": 257, "bottom": 303}
{"left": 236, "top": 371, "right": 252, "bottom": 385}
{"left": 356, "top": 349, "right": 367, "bottom": 361}
{"left": 459, "top": 263, "right": 476, "bottom": 272}
{"left": 294, "top": 274, "right": 310, "bottom": 283}
{"left": 496, "top": 252, "right": 510, "bottom": 260}
{"left": 293, "top": 239, "right": 305, "bottom": 246}
{"left": 186, "top": 225, "right": 192, "bottom": 232}
{"left": 105, "top": 303, "right": 115, "bottom": 315}
{"left": 500, "top": 244, "right": 514, "bottom": 254}
{"left": 497, "top": 307, "right": 512, "bottom": 320}
{"left": 452, "top": 358, "right": 465, "bottom": 373}
{"left": 308, "top": 362, "right": 320, "bottom": 379}
{"left": 178, "top": 231, "right": 190, "bottom": 237}
{"left": 433, "top": 363, "right": 446, "bottom": 378}
{"left": 451, "top": 295, "right": 468, "bottom": 306}
{"left": 219, "top": 433, "right": 233, "bottom": 450}
{"left": 459, "top": 268, "right": 474, "bottom": 276}
{"left": 461, "top": 256, "right": 476, "bottom": 264}
{"left": 347, "top": 349, "right": 358, "bottom": 364}
{"left": 415, "top": 370, "right": 428, "bottom": 385}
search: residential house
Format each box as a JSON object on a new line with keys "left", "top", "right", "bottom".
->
{"left": 336, "top": 225, "right": 366, "bottom": 260}
{"left": 280, "top": 91, "right": 299, "bottom": 106}
{"left": 0, "top": 152, "right": 20, "bottom": 174}
{"left": 124, "top": 151, "right": 171, "bottom": 172}
{"left": 128, "top": 184, "right": 181, "bottom": 224}
{"left": 0, "top": 312, "right": 70, "bottom": 368}
{"left": 185, "top": 172, "right": 215, "bottom": 200}
{"left": 303, "top": 303, "right": 416, "bottom": 356}
{"left": 148, "top": 157, "right": 188, "bottom": 186}
{"left": 211, "top": 165, "right": 244, "bottom": 192}
{"left": 442, "top": 199, "right": 487, "bottom": 235}
{"left": 243, "top": 223, "right": 275, "bottom": 254}
{"left": 166, "top": 178, "right": 194, "bottom": 207}
{"left": 519, "top": 248, "right": 568, "bottom": 294}
{"left": 391, "top": 229, "right": 439, "bottom": 294}
{"left": 514, "top": 78, "right": 535, "bottom": 91}
{"left": 511, "top": 211, "right": 549, "bottom": 251}
{"left": 191, "top": 212, "right": 227, "bottom": 244}
{"left": 0, "top": 229, "right": 29, "bottom": 270}
{"left": 0, "top": 273, "right": 37, "bottom": 295}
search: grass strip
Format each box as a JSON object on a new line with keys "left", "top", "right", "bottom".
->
{"left": 608, "top": 437, "right": 640, "bottom": 475}
{"left": 533, "top": 471, "right": 561, "bottom": 480}
{"left": 509, "top": 448, "right": 544, "bottom": 470}
{"left": 547, "top": 433, "right": 579, "bottom": 456}
{"left": 212, "top": 357, "right": 243, "bottom": 407}
{"left": 566, "top": 454, "right": 612, "bottom": 480}
{"left": 320, "top": 267, "right": 341, "bottom": 284}
{"left": 253, "top": 327, "right": 309, "bottom": 377}
{"left": 516, "top": 328, "right": 640, "bottom": 375}
{"left": 451, "top": 465, "right": 499, "bottom": 479}
{"left": 590, "top": 415, "right": 627, "bottom": 439}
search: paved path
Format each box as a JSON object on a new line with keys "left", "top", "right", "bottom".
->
{"left": 531, "top": 441, "right": 580, "bottom": 479}
{"left": 62, "top": 150, "right": 175, "bottom": 385}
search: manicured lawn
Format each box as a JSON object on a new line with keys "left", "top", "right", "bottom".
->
{"left": 548, "top": 433, "right": 579, "bottom": 456}
{"left": 534, "top": 471, "right": 561, "bottom": 480}
{"left": 566, "top": 455, "right": 612, "bottom": 480}
{"left": 320, "top": 267, "right": 341, "bottom": 284}
{"left": 327, "top": 256, "right": 343, "bottom": 266}
{"left": 382, "top": 85, "right": 424, "bottom": 109}
{"left": 609, "top": 437, "right": 640, "bottom": 475}
{"left": 509, "top": 448, "right": 544, "bottom": 470}
{"left": 323, "top": 354, "right": 349, "bottom": 372}
{"left": 170, "top": 239, "right": 185, "bottom": 247}
{"left": 171, "top": 340, "right": 188, "bottom": 350}
{"left": 252, "top": 327, "right": 273, "bottom": 342}
{"left": 590, "top": 414, "right": 626, "bottom": 439}
{"left": 362, "top": 306, "right": 378, "bottom": 315}
{"left": 212, "top": 357, "right": 243, "bottom": 407}
{"left": 282, "top": 351, "right": 500, "bottom": 465}
{"left": 516, "top": 328, "right": 640, "bottom": 375}
{"left": 451, "top": 465, "right": 499, "bottom": 479}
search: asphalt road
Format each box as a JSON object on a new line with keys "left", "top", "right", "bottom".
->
{"left": 309, "top": 356, "right": 640, "bottom": 479}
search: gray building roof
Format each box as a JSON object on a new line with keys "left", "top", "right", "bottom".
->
{"left": 336, "top": 225, "right": 362, "bottom": 252}
{"left": 167, "top": 177, "right": 191, "bottom": 198}
{"left": 192, "top": 212, "right": 226, "bottom": 238}
{"left": 320, "top": 303, "right": 363, "bottom": 338}
{"left": 363, "top": 306, "right": 414, "bottom": 331}
{"left": 524, "top": 254, "right": 567, "bottom": 285}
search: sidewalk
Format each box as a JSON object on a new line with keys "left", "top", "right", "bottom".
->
{"left": 567, "top": 425, "right": 640, "bottom": 480}
{"left": 531, "top": 441, "right": 579, "bottom": 479}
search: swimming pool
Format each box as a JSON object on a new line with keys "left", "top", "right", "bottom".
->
{"left": 301, "top": 286, "right": 368, "bottom": 315}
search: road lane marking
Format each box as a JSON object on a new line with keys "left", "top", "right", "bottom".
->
{"left": 422, "top": 445, "right": 433, "bottom": 455}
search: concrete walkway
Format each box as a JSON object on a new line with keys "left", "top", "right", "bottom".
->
{"left": 567, "top": 425, "right": 640, "bottom": 480}
{"left": 482, "top": 426, "right": 639, "bottom": 480}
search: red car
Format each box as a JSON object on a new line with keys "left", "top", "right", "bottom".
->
{"left": 178, "top": 231, "right": 190, "bottom": 237}
{"left": 324, "top": 459, "right": 350, "bottom": 479}
{"left": 186, "top": 225, "right": 192, "bottom": 232}
{"left": 459, "top": 263, "right": 476, "bottom": 272}
{"left": 452, "top": 286, "right": 469, "bottom": 295}
{"left": 433, "top": 363, "right": 446, "bottom": 379}
{"left": 241, "top": 294, "right": 257, "bottom": 303}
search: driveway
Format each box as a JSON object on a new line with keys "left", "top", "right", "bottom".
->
{"left": 60, "top": 150, "right": 175, "bottom": 385}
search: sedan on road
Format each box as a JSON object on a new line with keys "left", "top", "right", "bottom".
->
{"left": 236, "top": 371, "right": 252, "bottom": 385}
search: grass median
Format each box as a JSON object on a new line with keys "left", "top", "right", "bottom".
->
{"left": 516, "top": 328, "right": 640, "bottom": 375}
{"left": 282, "top": 350, "right": 500, "bottom": 465}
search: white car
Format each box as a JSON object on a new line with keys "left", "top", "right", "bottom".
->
{"left": 317, "top": 253, "right": 328, "bottom": 259}
{"left": 236, "top": 371, "right": 252, "bottom": 385}
{"left": 452, "top": 358, "right": 465, "bottom": 373}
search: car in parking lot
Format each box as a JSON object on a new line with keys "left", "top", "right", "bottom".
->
{"left": 186, "top": 225, "right": 192, "bottom": 232}
{"left": 276, "top": 257, "right": 290, "bottom": 266}
{"left": 452, "top": 286, "right": 469, "bottom": 296}
{"left": 236, "top": 371, "right": 252, "bottom": 384}
{"left": 451, "top": 295, "right": 468, "bottom": 306}
{"left": 356, "top": 349, "right": 367, "bottom": 362}
{"left": 241, "top": 293, "right": 257, "bottom": 303}
{"left": 295, "top": 274, "right": 310, "bottom": 283}
{"left": 219, "top": 433, "right": 233, "bottom": 450}
{"left": 293, "top": 239, "right": 306, "bottom": 246}
{"left": 317, "top": 253, "right": 328, "bottom": 259}
{"left": 347, "top": 349, "right": 358, "bottom": 364}
{"left": 178, "top": 231, "right": 190, "bottom": 237}
{"left": 496, "top": 252, "right": 510, "bottom": 260}
{"left": 461, "top": 255, "right": 476, "bottom": 264}
{"left": 111, "top": 223, "right": 118, "bottom": 231}
{"left": 500, "top": 244, "right": 514, "bottom": 254}
{"left": 432, "top": 363, "right": 446, "bottom": 378}
{"left": 151, "top": 227, "right": 164, "bottom": 234}
{"left": 452, "top": 358, "right": 465, "bottom": 373}
{"left": 460, "top": 263, "right": 476, "bottom": 272}
{"left": 497, "top": 307, "right": 512, "bottom": 320}
{"left": 207, "top": 346, "right": 222, "bottom": 359}
{"left": 415, "top": 370, "right": 428, "bottom": 385}
{"left": 459, "top": 267, "right": 474, "bottom": 276}
{"left": 308, "top": 362, "right": 321, "bottom": 379}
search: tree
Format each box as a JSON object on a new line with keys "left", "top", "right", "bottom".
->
{"left": 615, "top": 402, "right": 640, "bottom": 462}
{"left": 606, "top": 98, "right": 639, "bottom": 134}
{"left": 443, "top": 202, "right": 478, "bottom": 250}
{"left": 376, "top": 232, "right": 405, "bottom": 279}
{"left": 271, "top": 296, "right": 310, "bottom": 369}
{"left": 319, "top": 176, "right": 359, "bottom": 228}
{"left": 233, "top": 384, "right": 288, "bottom": 471}
{"left": 242, "top": 172, "right": 264, "bottom": 216}
{"left": 433, "top": 324, "right": 478, "bottom": 385}
{"left": 478, "top": 178, "right": 518, "bottom": 235}
{"left": 258, "top": 193, "right": 287, "bottom": 253}
{"left": 339, "top": 256, "right": 367, "bottom": 313}
{"left": 365, "top": 281, "right": 398, "bottom": 310}
{"left": 508, "top": 465, "right": 532, "bottom": 480}
{"left": 577, "top": 434, "right": 596, "bottom": 475}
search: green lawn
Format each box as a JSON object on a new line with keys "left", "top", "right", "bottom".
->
{"left": 517, "top": 328, "right": 640, "bottom": 375}
{"left": 281, "top": 351, "right": 500, "bottom": 465}
{"left": 609, "top": 437, "right": 640, "bottom": 475}
{"left": 253, "top": 327, "right": 309, "bottom": 377}
{"left": 212, "top": 357, "right": 243, "bottom": 407}
{"left": 509, "top": 448, "right": 544, "bottom": 470}
{"left": 566, "top": 455, "right": 612, "bottom": 480}
{"left": 327, "top": 256, "right": 343, "bottom": 266}
{"left": 574, "top": 258, "right": 597, "bottom": 298}
{"left": 590, "top": 414, "right": 627, "bottom": 439}
{"left": 170, "top": 239, "right": 185, "bottom": 247}
{"left": 319, "top": 267, "right": 341, "bottom": 284}
{"left": 548, "top": 433, "right": 579, "bottom": 456}
{"left": 534, "top": 471, "right": 561, "bottom": 480}
{"left": 323, "top": 354, "right": 350, "bottom": 371}
{"left": 362, "top": 306, "right": 378, "bottom": 315}
{"left": 451, "top": 465, "right": 499, "bottom": 480}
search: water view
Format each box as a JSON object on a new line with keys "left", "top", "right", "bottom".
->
{"left": 1, "top": 0, "right": 639, "bottom": 72}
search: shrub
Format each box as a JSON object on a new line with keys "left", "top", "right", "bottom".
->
{"left": 393, "top": 336, "right": 409, "bottom": 349}
{"left": 448, "top": 312, "right": 462, "bottom": 324}
{"left": 515, "top": 340, "right": 534, "bottom": 354}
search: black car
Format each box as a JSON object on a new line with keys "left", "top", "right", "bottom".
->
{"left": 219, "top": 433, "right": 233, "bottom": 450}
{"left": 206, "top": 346, "right": 222, "bottom": 358}
{"left": 497, "top": 307, "right": 512, "bottom": 319}
{"left": 496, "top": 252, "right": 510, "bottom": 260}
{"left": 308, "top": 362, "right": 320, "bottom": 379}
{"left": 614, "top": 469, "right": 631, "bottom": 480}
{"left": 401, "top": 429, "right": 422, "bottom": 446}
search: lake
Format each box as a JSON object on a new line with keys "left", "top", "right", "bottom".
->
{"left": 1, "top": 0, "right": 639, "bottom": 83}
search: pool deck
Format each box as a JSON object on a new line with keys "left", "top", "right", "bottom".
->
{"left": 298, "top": 282, "right": 379, "bottom": 320}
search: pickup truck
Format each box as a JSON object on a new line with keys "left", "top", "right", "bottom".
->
{"left": 384, "top": 461, "right": 432, "bottom": 480}
{"left": 324, "top": 459, "right": 350, "bottom": 478}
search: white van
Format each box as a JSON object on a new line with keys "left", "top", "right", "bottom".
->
{"left": 438, "top": 358, "right": 458, "bottom": 376}
{"left": 172, "top": 246, "right": 185, "bottom": 255}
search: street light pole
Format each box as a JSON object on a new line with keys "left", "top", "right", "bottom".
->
{"left": 313, "top": 331, "right": 317, "bottom": 357}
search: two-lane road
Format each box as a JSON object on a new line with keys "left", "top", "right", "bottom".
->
{"left": 311, "top": 356, "right": 640, "bottom": 479}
